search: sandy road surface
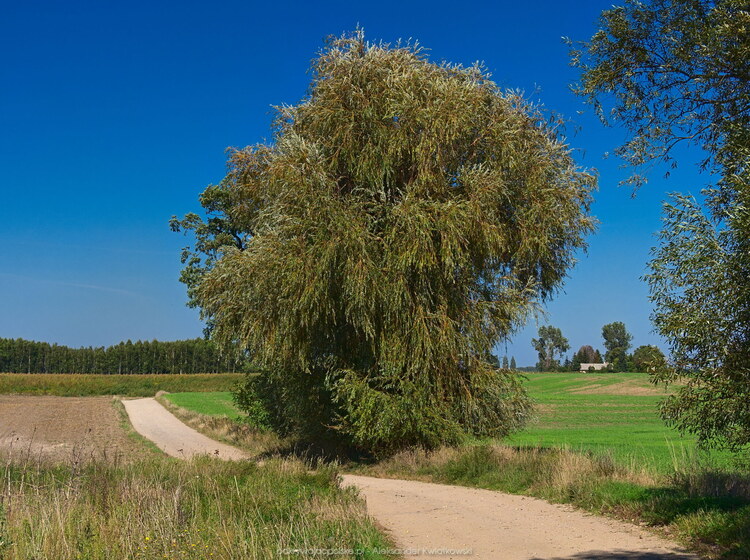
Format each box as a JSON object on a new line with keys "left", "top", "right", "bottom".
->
{"left": 122, "top": 397, "right": 247, "bottom": 460}
{"left": 125, "top": 398, "right": 698, "bottom": 560}
{"left": 341, "top": 475, "right": 698, "bottom": 560}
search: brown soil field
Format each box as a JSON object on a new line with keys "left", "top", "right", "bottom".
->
{"left": 0, "top": 395, "right": 146, "bottom": 464}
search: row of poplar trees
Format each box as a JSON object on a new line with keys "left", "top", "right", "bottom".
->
{"left": 0, "top": 338, "right": 240, "bottom": 374}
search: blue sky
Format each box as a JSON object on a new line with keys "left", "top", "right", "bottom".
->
{"left": 0, "top": 0, "right": 708, "bottom": 366}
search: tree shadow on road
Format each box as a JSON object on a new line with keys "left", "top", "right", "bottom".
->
{"left": 530, "top": 550, "right": 696, "bottom": 560}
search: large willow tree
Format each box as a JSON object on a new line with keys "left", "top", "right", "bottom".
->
{"left": 177, "top": 32, "right": 595, "bottom": 455}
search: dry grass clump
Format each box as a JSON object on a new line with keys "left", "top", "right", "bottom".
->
{"left": 364, "top": 443, "right": 656, "bottom": 491}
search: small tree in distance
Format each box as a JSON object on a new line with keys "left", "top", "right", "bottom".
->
{"left": 532, "top": 326, "right": 571, "bottom": 371}
{"left": 602, "top": 322, "right": 632, "bottom": 371}
{"left": 631, "top": 345, "right": 667, "bottom": 373}
{"left": 510, "top": 356, "right": 517, "bottom": 370}
{"left": 571, "top": 344, "right": 599, "bottom": 371}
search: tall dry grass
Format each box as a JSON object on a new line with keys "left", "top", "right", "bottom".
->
{"left": 0, "top": 452, "right": 391, "bottom": 559}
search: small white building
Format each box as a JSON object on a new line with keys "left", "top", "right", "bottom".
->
{"left": 580, "top": 362, "right": 609, "bottom": 372}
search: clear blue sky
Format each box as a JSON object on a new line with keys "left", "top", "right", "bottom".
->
{"left": 0, "top": 0, "right": 708, "bottom": 366}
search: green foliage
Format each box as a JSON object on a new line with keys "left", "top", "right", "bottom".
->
{"left": 231, "top": 377, "right": 273, "bottom": 430}
{"left": 571, "top": 344, "right": 600, "bottom": 371}
{"left": 569, "top": 0, "right": 749, "bottom": 189}
{"left": 601, "top": 322, "right": 632, "bottom": 372}
{"left": 572, "top": 0, "right": 750, "bottom": 451}
{"left": 509, "top": 356, "right": 517, "bottom": 370}
{"left": 601, "top": 322, "right": 632, "bottom": 356}
{"left": 647, "top": 193, "right": 750, "bottom": 450}
{"left": 185, "top": 31, "right": 594, "bottom": 456}
{"left": 170, "top": 187, "right": 252, "bottom": 337}
{"left": 531, "top": 325, "right": 570, "bottom": 371}
{"left": 631, "top": 345, "right": 667, "bottom": 373}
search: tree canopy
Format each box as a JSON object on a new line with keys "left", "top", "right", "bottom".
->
{"left": 178, "top": 31, "right": 595, "bottom": 455}
{"left": 631, "top": 344, "right": 667, "bottom": 373}
{"left": 602, "top": 321, "right": 633, "bottom": 372}
{"left": 573, "top": 0, "right": 750, "bottom": 449}
{"left": 602, "top": 322, "right": 633, "bottom": 356}
{"left": 570, "top": 0, "right": 749, "bottom": 189}
{"left": 572, "top": 344, "right": 601, "bottom": 371}
{"left": 0, "top": 337, "right": 238, "bottom": 374}
{"left": 532, "top": 326, "right": 571, "bottom": 371}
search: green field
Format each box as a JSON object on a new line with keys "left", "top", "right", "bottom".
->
{"left": 0, "top": 373, "right": 243, "bottom": 396}
{"left": 506, "top": 372, "right": 732, "bottom": 473}
{"left": 163, "top": 391, "right": 242, "bottom": 419}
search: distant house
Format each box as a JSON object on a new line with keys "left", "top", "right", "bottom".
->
{"left": 580, "top": 362, "right": 609, "bottom": 372}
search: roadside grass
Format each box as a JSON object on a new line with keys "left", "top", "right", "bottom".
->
{"left": 155, "top": 394, "right": 281, "bottom": 458}
{"left": 0, "top": 453, "right": 392, "bottom": 560}
{"left": 0, "top": 373, "right": 243, "bottom": 397}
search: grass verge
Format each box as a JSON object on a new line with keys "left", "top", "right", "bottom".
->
{"left": 155, "top": 393, "right": 280, "bottom": 458}
{"left": 0, "top": 373, "right": 243, "bottom": 397}
{"left": 0, "top": 453, "right": 392, "bottom": 559}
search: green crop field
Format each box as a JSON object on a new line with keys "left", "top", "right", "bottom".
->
{"left": 506, "top": 372, "right": 733, "bottom": 474}
{"left": 162, "top": 391, "right": 242, "bottom": 419}
{"left": 0, "top": 373, "right": 243, "bottom": 397}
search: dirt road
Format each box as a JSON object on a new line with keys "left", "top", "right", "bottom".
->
{"left": 125, "top": 398, "right": 698, "bottom": 560}
{"left": 122, "top": 397, "right": 247, "bottom": 460}
{"left": 341, "top": 475, "right": 697, "bottom": 560}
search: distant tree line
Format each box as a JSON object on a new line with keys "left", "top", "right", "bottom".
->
{"left": 531, "top": 322, "right": 667, "bottom": 373}
{"left": 0, "top": 338, "right": 242, "bottom": 374}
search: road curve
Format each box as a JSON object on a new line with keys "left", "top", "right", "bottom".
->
{"left": 341, "top": 475, "right": 698, "bottom": 560}
{"left": 122, "top": 397, "right": 247, "bottom": 460}
{"left": 123, "top": 397, "right": 698, "bottom": 559}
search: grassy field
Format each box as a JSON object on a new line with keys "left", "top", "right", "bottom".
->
{"left": 0, "top": 373, "right": 243, "bottom": 396}
{"left": 162, "top": 391, "right": 242, "bottom": 419}
{"left": 506, "top": 372, "right": 735, "bottom": 474}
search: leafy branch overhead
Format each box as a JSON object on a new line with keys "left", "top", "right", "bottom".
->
{"left": 569, "top": 0, "right": 749, "bottom": 188}
{"left": 574, "top": 0, "right": 750, "bottom": 450}
{"left": 175, "top": 31, "right": 596, "bottom": 455}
